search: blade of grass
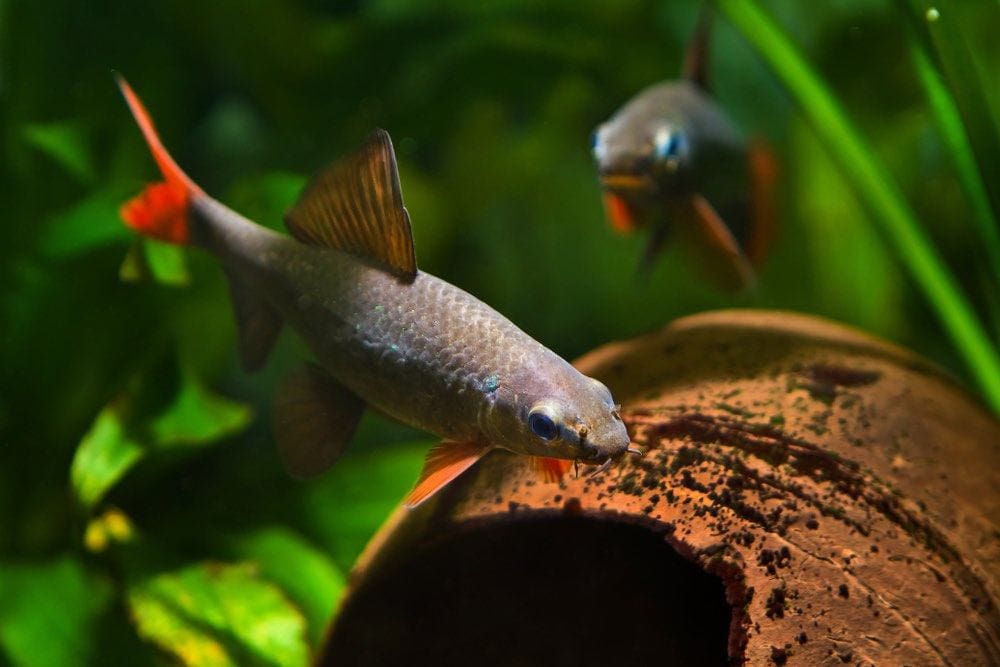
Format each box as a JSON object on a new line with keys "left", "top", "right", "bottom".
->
{"left": 714, "top": 0, "right": 1000, "bottom": 413}
{"left": 910, "top": 42, "right": 1000, "bottom": 339}
{"left": 898, "top": 1, "right": 1000, "bottom": 287}
{"left": 897, "top": 0, "right": 1000, "bottom": 218}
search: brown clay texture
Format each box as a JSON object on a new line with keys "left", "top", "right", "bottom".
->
{"left": 322, "top": 310, "right": 1000, "bottom": 666}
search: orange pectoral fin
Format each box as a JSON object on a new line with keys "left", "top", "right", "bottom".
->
{"left": 530, "top": 456, "right": 572, "bottom": 483}
{"left": 602, "top": 191, "right": 639, "bottom": 233}
{"left": 686, "top": 194, "right": 756, "bottom": 290}
{"left": 747, "top": 138, "right": 779, "bottom": 266}
{"left": 404, "top": 441, "right": 492, "bottom": 508}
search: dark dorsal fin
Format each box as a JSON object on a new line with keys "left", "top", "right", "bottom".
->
{"left": 681, "top": 6, "right": 712, "bottom": 91}
{"left": 285, "top": 129, "right": 417, "bottom": 280}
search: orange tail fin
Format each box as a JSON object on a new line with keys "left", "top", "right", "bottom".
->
{"left": 116, "top": 74, "right": 203, "bottom": 245}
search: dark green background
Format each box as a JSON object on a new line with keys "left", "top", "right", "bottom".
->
{"left": 2, "top": 1, "right": 998, "bottom": 664}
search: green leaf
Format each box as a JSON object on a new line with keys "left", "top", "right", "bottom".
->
{"left": 70, "top": 399, "right": 144, "bottom": 509}
{"left": 39, "top": 188, "right": 133, "bottom": 258}
{"left": 716, "top": 0, "right": 1000, "bottom": 414}
{"left": 71, "top": 368, "right": 253, "bottom": 509}
{"left": 0, "top": 557, "right": 110, "bottom": 667}
{"left": 149, "top": 372, "right": 253, "bottom": 448}
{"left": 118, "top": 240, "right": 191, "bottom": 287}
{"left": 144, "top": 240, "right": 191, "bottom": 287}
{"left": 303, "top": 442, "right": 428, "bottom": 573}
{"left": 230, "top": 527, "right": 346, "bottom": 647}
{"left": 21, "top": 121, "right": 95, "bottom": 183}
{"left": 127, "top": 562, "right": 309, "bottom": 667}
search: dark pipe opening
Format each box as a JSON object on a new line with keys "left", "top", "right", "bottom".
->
{"left": 323, "top": 517, "right": 732, "bottom": 666}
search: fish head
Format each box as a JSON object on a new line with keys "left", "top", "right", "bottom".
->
{"left": 496, "top": 362, "right": 631, "bottom": 466}
{"left": 592, "top": 115, "right": 693, "bottom": 204}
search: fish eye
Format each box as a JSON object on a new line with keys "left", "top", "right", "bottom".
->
{"left": 528, "top": 409, "right": 559, "bottom": 440}
{"left": 653, "top": 127, "right": 685, "bottom": 162}
{"left": 590, "top": 128, "right": 606, "bottom": 161}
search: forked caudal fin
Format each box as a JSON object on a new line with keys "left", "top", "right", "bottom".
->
{"left": 116, "top": 74, "right": 203, "bottom": 244}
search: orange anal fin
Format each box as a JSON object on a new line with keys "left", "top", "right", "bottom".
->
{"left": 686, "top": 194, "right": 756, "bottom": 290}
{"left": 404, "top": 441, "right": 492, "bottom": 508}
{"left": 530, "top": 456, "right": 571, "bottom": 484}
{"left": 747, "top": 138, "right": 779, "bottom": 267}
{"left": 120, "top": 182, "right": 190, "bottom": 244}
{"left": 602, "top": 191, "right": 639, "bottom": 234}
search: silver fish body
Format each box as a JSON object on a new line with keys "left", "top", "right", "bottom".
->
{"left": 192, "top": 196, "right": 626, "bottom": 463}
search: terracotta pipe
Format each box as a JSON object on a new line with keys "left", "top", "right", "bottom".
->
{"left": 319, "top": 310, "right": 1000, "bottom": 666}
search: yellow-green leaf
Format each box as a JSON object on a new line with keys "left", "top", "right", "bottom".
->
{"left": 70, "top": 400, "right": 144, "bottom": 509}
{"left": 144, "top": 240, "right": 191, "bottom": 287}
{"left": 127, "top": 563, "right": 308, "bottom": 667}
{"left": 231, "top": 527, "right": 345, "bottom": 647}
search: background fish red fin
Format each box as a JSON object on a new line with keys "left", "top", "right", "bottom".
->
{"left": 747, "top": 138, "right": 780, "bottom": 267}
{"left": 404, "top": 441, "right": 492, "bottom": 508}
{"left": 116, "top": 75, "right": 202, "bottom": 245}
{"left": 602, "top": 191, "right": 639, "bottom": 233}
{"left": 284, "top": 129, "right": 417, "bottom": 281}
{"left": 684, "top": 194, "right": 756, "bottom": 290}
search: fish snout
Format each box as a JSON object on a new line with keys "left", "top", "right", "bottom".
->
{"left": 581, "top": 417, "right": 631, "bottom": 462}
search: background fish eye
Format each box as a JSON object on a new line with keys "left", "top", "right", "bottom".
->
{"left": 590, "top": 129, "right": 606, "bottom": 161}
{"left": 653, "top": 127, "right": 685, "bottom": 162}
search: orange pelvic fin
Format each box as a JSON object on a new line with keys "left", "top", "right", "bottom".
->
{"left": 686, "top": 193, "right": 756, "bottom": 290}
{"left": 116, "top": 74, "right": 202, "bottom": 244}
{"left": 404, "top": 441, "right": 492, "bottom": 508}
{"left": 530, "top": 456, "right": 572, "bottom": 483}
{"left": 747, "top": 137, "right": 779, "bottom": 267}
{"left": 602, "top": 191, "right": 639, "bottom": 233}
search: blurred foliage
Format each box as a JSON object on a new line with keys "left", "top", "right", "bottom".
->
{"left": 1, "top": 0, "right": 998, "bottom": 664}
{"left": 718, "top": 0, "right": 1000, "bottom": 408}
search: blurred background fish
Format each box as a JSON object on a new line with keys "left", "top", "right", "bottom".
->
{"left": 591, "top": 9, "right": 777, "bottom": 287}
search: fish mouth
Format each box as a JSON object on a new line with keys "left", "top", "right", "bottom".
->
{"left": 598, "top": 171, "right": 652, "bottom": 194}
{"left": 586, "top": 444, "right": 643, "bottom": 477}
